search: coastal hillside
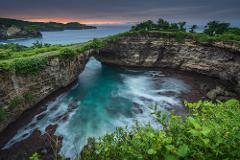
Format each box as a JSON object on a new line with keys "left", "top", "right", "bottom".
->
{"left": 0, "top": 18, "right": 96, "bottom": 40}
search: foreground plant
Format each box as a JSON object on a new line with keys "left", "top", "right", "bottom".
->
{"left": 80, "top": 99, "right": 240, "bottom": 160}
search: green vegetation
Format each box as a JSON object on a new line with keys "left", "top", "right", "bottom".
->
{"left": 189, "top": 25, "right": 197, "bottom": 33}
{"left": 1, "top": 18, "right": 240, "bottom": 76}
{"left": 23, "top": 92, "right": 34, "bottom": 103}
{"left": 0, "top": 42, "right": 64, "bottom": 74}
{"left": 0, "top": 107, "right": 6, "bottom": 122}
{"left": 9, "top": 96, "right": 24, "bottom": 109}
{"left": 81, "top": 99, "right": 240, "bottom": 160}
{"left": 13, "top": 57, "right": 48, "bottom": 75}
{"left": 0, "top": 39, "right": 106, "bottom": 74}
{"left": 9, "top": 92, "right": 34, "bottom": 109}
{"left": 59, "top": 48, "right": 78, "bottom": 60}
{"left": 204, "top": 21, "right": 230, "bottom": 36}
{"left": 131, "top": 18, "right": 240, "bottom": 43}
{"left": 29, "top": 153, "right": 40, "bottom": 160}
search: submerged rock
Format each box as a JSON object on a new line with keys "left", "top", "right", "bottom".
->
{"left": 207, "top": 86, "right": 236, "bottom": 100}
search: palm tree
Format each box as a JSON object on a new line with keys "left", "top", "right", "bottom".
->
{"left": 190, "top": 25, "right": 197, "bottom": 33}
{"left": 178, "top": 22, "right": 186, "bottom": 31}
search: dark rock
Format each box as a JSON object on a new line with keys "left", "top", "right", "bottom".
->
{"left": 207, "top": 86, "right": 237, "bottom": 100}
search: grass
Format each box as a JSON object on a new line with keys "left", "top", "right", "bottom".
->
{"left": 0, "top": 43, "right": 82, "bottom": 74}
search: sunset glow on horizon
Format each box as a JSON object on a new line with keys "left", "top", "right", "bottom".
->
{"left": 0, "top": 0, "right": 239, "bottom": 25}
{"left": 23, "top": 18, "right": 132, "bottom": 25}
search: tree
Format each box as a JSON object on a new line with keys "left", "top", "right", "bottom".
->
{"left": 190, "top": 25, "right": 197, "bottom": 33}
{"left": 178, "top": 21, "right": 186, "bottom": 31}
{"left": 204, "top": 21, "right": 230, "bottom": 36}
{"left": 169, "top": 23, "right": 179, "bottom": 31}
{"left": 157, "top": 18, "right": 169, "bottom": 30}
{"left": 131, "top": 20, "right": 156, "bottom": 31}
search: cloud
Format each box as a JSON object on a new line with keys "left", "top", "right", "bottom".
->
{"left": 0, "top": 0, "right": 239, "bottom": 25}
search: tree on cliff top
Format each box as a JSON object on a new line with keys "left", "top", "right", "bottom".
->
{"left": 190, "top": 25, "right": 197, "bottom": 33}
{"left": 157, "top": 18, "right": 170, "bottom": 30}
{"left": 131, "top": 20, "right": 156, "bottom": 31}
{"left": 204, "top": 21, "right": 230, "bottom": 36}
{"left": 178, "top": 21, "right": 186, "bottom": 31}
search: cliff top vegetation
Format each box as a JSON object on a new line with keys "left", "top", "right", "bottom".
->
{"left": 0, "top": 18, "right": 240, "bottom": 75}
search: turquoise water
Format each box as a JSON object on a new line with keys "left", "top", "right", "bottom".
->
{"left": 3, "top": 58, "right": 190, "bottom": 158}
{"left": 2, "top": 25, "right": 190, "bottom": 158}
{"left": 0, "top": 25, "right": 131, "bottom": 46}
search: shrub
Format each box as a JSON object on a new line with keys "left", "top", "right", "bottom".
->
{"left": 193, "top": 33, "right": 210, "bottom": 43}
{"left": 29, "top": 152, "right": 40, "bottom": 160}
{"left": 90, "top": 38, "right": 106, "bottom": 52}
{"left": 175, "top": 32, "right": 187, "bottom": 43}
{"left": 0, "top": 50, "right": 11, "bottom": 60}
{"left": 0, "top": 43, "right": 26, "bottom": 52}
{"left": 13, "top": 57, "right": 48, "bottom": 75}
{"left": 32, "top": 41, "right": 43, "bottom": 48}
{"left": 81, "top": 99, "right": 240, "bottom": 160}
{"left": 59, "top": 48, "right": 77, "bottom": 60}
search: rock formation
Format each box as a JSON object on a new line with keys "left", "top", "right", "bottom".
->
{"left": 0, "top": 51, "right": 92, "bottom": 131}
{"left": 96, "top": 32, "right": 240, "bottom": 94}
{"left": 0, "top": 25, "right": 42, "bottom": 40}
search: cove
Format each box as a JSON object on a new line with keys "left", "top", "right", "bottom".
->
{"left": 0, "top": 57, "right": 224, "bottom": 159}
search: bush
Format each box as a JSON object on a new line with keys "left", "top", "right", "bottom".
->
{"left": 13, "top": 57, "right": 48, "bottom": 75}
{"left": 192, "top": 33, "right": 210, "bottom": 43}
{"left": 81, "top": 99, "right": 240, "bottom": 160}
{"left": 59, "top": 48, "right": 77, "bottom": 60}
{"left": 90, "top": 38, "right": 106, "bottom": 52}
{"left": 175, "top": 32, "right": 187, "bottom": 43}
{"left": 29, "top": 152, "right": 40, "bottom": 160}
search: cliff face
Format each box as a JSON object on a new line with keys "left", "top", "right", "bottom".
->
{"left": 96, "top": 33, "right": 240, "bottom": 93}
{"left": 0, "top": 51, "right": 91, "bottom": 131}
{"left": 0, "top": 25, "right": 42, "bottom": 40}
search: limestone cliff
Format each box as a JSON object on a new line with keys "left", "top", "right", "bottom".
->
{"left": 96, "top": 32, "right": 240, "bottom": 94}
{"left": 0, "top": 51, "right": 91, "bottom": 131}
{"left": 0, "top": 25, "right": 42, "bottom": 40}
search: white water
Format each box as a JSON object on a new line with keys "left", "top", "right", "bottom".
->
{"left": 3, "top": 58, "right": 190, "bottom": 158}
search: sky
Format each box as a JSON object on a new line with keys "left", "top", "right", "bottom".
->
{"left": 0, "top": 0, "right": 239, "bottom": 25}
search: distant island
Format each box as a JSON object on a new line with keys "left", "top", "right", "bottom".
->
{"left": 0, "top": 18, "right": 96, "bottom": 40}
